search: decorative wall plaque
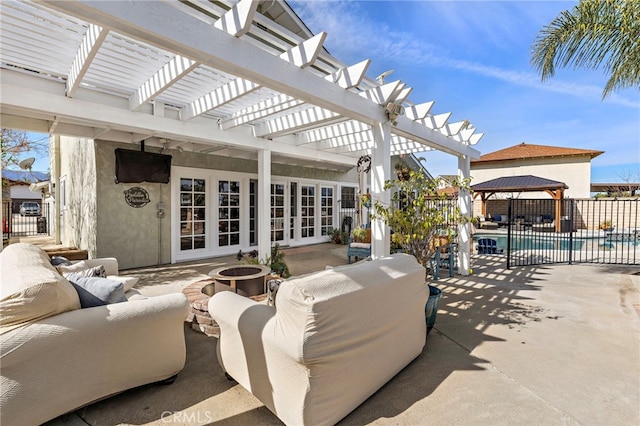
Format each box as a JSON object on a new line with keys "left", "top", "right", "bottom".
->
{"left": 124, "top": 187, "right": 150, "bottom": 208}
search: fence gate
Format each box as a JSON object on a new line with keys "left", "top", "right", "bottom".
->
{"left": 2, "top": 201, "right": 51, "bottom": 240}
{"left": 505, "top": 198, "right": 639, "bottom": 267}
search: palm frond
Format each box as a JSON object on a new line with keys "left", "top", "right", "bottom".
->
{"left": 530, "top": 0, "right": 640, "bottom": 98}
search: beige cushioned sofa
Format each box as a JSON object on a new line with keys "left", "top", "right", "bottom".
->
{"left": 0, "top": 243, "right": 189, "bottom": 425}
{"left": 210, "top": 253, "right": 428, "bottom": 426}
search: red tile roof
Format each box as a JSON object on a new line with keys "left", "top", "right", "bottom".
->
{"left": 471, "top": 142, "right": 603, "bottom": 163}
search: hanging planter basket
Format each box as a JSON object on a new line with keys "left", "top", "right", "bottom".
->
{"left": 395, "top": 166, "right": 411, "bottom": 181}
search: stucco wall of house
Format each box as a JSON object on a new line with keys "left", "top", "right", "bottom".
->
{"left": 471, "top": 155, "right": 592, "bottom": 200}
{"left": 89, "top": 140, "right": 356, "bottom": 269}
{"left": 59, "top": 136, "right": 98, "bottom": 257}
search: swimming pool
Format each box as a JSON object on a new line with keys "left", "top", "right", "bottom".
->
{"left": 473, "top": 234, "right": 584, "bottom": 251}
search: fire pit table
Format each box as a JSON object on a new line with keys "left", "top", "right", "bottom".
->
{"left": 208, "top": 264, "right": 271, "bottom": 297}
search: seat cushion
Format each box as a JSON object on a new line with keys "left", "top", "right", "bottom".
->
{"left": 0, "top": 243, "right": 80, "bottom": 334}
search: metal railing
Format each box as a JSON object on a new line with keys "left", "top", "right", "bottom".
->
{"left": 2, "top": 201, "right": 51, "bottom": 240}
{"left": 476, "top": 198, "right": 639, "bottom": 267}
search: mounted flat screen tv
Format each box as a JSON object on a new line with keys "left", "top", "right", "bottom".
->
{"left": 115, "top": 148, "right": 172, "bottom": 184}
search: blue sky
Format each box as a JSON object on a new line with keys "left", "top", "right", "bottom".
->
{"left": 291, "top": 0, "right": 640, "bottom": 183}
{"left": 17, "top": 1, "right": 640, "bottom": 183}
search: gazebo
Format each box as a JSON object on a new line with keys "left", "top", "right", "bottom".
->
{"left": 471, "top": 175, "right": 568, "bottom": 232}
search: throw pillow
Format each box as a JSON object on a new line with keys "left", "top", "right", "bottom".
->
{"left": 50, "top": 256, "right": 72, "bottom": 266}
{"left": 67, "top": 276, "right": 127, "bottom": 308}
{"left": 60, "top": 264, "right": 107, "bottom": 279}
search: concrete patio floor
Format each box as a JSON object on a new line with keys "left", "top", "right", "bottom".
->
{"left": 44, "top": 243, "right": 640, "bottom": 426}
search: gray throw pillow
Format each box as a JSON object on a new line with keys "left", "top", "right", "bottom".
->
{"left": 67, "top": 276, "right": 127, "bottom": 308}
{"left": 63, "top": 265, "right": 106, "bottom": 280}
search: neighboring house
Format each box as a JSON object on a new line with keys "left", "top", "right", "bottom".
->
{"left": 1, "top": 170, "right": 48, "bottom": 214}
{"left": 470, "top": 142, "right": 603, "bottom": 219}
{"left": 471, "top": 142, "right": 602, "bottom": 197}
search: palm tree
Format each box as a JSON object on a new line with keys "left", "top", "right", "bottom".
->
{"left": 530, "top": 0, "right": 640, "bottom": 98}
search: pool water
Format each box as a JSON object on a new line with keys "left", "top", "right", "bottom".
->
{"left": 474, "top": 235, "right": 584, "bottom": 251}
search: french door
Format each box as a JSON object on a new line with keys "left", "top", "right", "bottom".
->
{"left": 217, "top": 179, "right": 241, "bottom": 248}
{"left": 271, "top": 182, "right": 287, "bottom": 244}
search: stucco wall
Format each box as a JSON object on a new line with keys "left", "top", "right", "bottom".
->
{"left": 471, "top": 155, "right": 593, "bottom": 199}
{"left": 93, "top": 142, "right": 171, "bottom": 268}
{"left": 59, "top": 136, "right": 98, "bottom": 257}
{"left": 91, "top": 141, "right": 356, "bottom": 269}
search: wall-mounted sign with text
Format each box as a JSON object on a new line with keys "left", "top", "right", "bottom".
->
{"left": 124, "top": 187, "right": 150, "bottom": 208}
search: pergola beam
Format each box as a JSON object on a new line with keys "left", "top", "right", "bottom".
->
{"left": 66, "top": 23, "right": 108, "bottom": 98}
{"left": 182, "top": 32, "right": 326, "bottom": 121}
{"left": 219, "top": 60, "right": 367, "bottom": 130}
{"left": 0, "top": 76, "right": 355, "bottom": 166}
{"left": 42, "top": 0, "right": 481, "bottom": 160}
{"left": 129, "top": 55, "right": 198, "bottom": 111}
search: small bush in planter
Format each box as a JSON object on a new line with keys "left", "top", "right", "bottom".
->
{"left": 242, "top": 243, "right": 290, "bottom": 278}
{"left": 351, "top": 227, "right": 368, "bottom": 243}
{"left": 371, "top": 169, "right": 471, "bottom": 274}
{"left": 329, "top": 227, "right": 349, "bottom": 245}
{"left": 599, "top": 220, "right": 613, "bottom": 231}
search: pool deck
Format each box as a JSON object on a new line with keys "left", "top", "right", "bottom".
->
{"left": 41, "top": 242, "right": 640, "bottom": 426}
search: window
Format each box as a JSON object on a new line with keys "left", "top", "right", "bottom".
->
{"left": 340, "top": 186, "right": 356, "bottom": 209}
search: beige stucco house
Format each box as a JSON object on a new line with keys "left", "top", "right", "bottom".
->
{"left": 471, "top": 142, "right": 603, "bottom": 199}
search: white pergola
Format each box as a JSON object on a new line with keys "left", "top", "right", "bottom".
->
{"left": 0, "top": 0, "right": 482, "bottom": 272}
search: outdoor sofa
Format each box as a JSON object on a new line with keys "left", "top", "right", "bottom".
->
{"left": 210, "top": 253, "right": 428, "bottom": 426}
{"left": 0, "top": 243, "right": 189, "bottom": 425}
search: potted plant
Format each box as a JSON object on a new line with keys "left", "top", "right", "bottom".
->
{"left": 241, "top": 243, "right": 290, "bottom": 278}
{"left": 599, "top": 220, "right": 614, "bottom": 232}
{"left": 351, "top": 227, "right": 368, "bottom": 243}
{"left": 329, "top": 227, "right": 349, "bottom": 245}
{"left": 394, "top": 159, "right": 411, "bottom": 181}
{"left": 360, "top": 192, "right": 371, "bottom": 208}
{"left": 371, "top": 169, "right": 472, "bottom": 332}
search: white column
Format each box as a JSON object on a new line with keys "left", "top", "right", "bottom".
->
{"left": 371, "top": 122, "right": 391, "bottom": 259}
{"left": 457, "top": 154, "right": 471, "bottom": 275}
{"left": 258, "top": 149, "right": 271, "bottom": 262}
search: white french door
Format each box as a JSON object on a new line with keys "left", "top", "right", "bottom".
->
{"left": 173, "top": 167, "right": 249, "bottom": 262}
{"left": 217, "top": 179, "right": 241, "bottom": 249}
{"left": 271, "top": 182, "right": 287, "bottom": 244}
{"left": 300, "top": 184, "right": 315, "bottom": 239}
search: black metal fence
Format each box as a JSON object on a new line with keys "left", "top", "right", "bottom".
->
{"left": 2, "top": 201, "right": 51, "bottom": 240}
{"left": 475, "top": 198, "right": 639, "bottom": 266}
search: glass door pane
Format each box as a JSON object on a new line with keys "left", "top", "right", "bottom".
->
{"left": 301, "top": 185, "right": 315, "bottom": 238}
{"left": 249, "top": 179, "right": 257, "bottom": 246}
{"left": 290, "top": 182, "right": 297, "bottom": 240}
{"left": 180, "top": 178, "right": 206, "bottom": 251}
{"left": 218, "top": 179, "right": 241, "bottom": 247}
{"left": 271, "top": 183, "right": 286, "bottom": 242}
{"left": 321, "top": 186, "right": 334, "bottom": 236}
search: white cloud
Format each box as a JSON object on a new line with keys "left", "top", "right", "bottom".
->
{"left": 292, "top": 0, "right": 639, "bottom": 108}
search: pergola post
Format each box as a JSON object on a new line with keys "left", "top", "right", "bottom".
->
{"left": 258, "top": 149, "right": 271, "bottom": 262}
{"left": 457, "top": 154, "right": 471, "bottom": 275}
{"left": 371, "top": 122, "right": 391, "bottom": 259}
